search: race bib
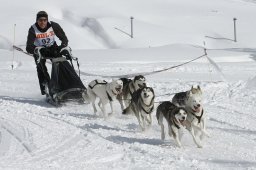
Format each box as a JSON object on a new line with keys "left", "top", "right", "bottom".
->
{"left": 32, "top": 24, "right": 55, "bottom": 47}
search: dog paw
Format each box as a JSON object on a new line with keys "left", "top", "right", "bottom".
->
{"left": 108, "top": 112, "right": 113, "bottom": 116}
{"left": 205, "top": 132, "right": 211, "bottom": 138}
{"left": 197, "top": 144, "right": 203, "bottom": 148}
{"left": 176, "top": 143, "right": 182, "bottom": 148}
{"left": 201, "top": 131, "right": 210, "bottom": 139}
{"left": 140, "top": 126, "right": 146, "bottom": 131}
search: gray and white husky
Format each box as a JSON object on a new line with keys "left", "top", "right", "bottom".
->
{"left": 156, "top": 101, "right": 187, "bottom": 147}
{"left": 117, "top": 75, "right": 147, "bottom": 111}
{"left": 87, "top": 79, "right": 123, "bottom": 118}
{"left": 122, "top": 87, "right": 155, "bottom": 131}
{"left": 172, "top": 85, "right": 210, "bottom": 148}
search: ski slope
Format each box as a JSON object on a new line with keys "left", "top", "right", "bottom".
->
{"left": 1, "top": 0, "right": 256, "bottom": 169}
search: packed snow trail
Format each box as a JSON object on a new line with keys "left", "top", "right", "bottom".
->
{"left": 1, "top": 64, "right": 256, "bottom": 170}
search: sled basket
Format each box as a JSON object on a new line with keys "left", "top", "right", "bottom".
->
{"left": 48, "top": 57, "right": 87, "bottom": 104}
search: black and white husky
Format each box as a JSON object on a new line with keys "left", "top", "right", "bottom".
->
{"left": 122, "top": 87, "right": 155, "bottom": 131}
{"left": 172, "top": 85, "right": 210, "bottom": 148}
{"left": 117, "top": 75, "right": 147, "bottom": 111}
{"left": 87, "top": 79, "right": 123, "bottom": 118}
{"left": 156, "top": 101, "right": 187, "bottom": 147}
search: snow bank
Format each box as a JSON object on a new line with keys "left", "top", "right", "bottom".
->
{"left": 246, "top": 75, "right": 256, "bottom": 89}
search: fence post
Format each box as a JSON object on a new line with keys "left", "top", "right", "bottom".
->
{"left": 130, "top": 16, "right": 134, "bottom": 38}
{"left": 233, "top": 18, "right": 237, "bottom": 42}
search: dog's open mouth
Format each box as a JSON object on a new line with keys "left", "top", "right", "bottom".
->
{"left": 179, "top": 119, "right": 186, "bottom": 126}
{"left": 138, "top": 84, "right": 145, "bottom": 88}
{"left": 180, "top": 119, "right": 185, "bottom": 123}
{"left": 144, "top": 93, "right": 149, "bottom": 98}
{"left": 193, "top": 105, "right": 201, "bottom": 113}
{"left": 115, "top": 87, "right": 122, "bottom": 93}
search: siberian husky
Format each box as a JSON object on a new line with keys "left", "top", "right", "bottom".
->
{"left": 172, "top": 85, "right": 210, "bottom": 148}
{"left": 156, "top": 101, "right": 187, "bottom": 147}
{"left": 87, "top": 79, "right": 123, "bottom": 118}
{"left": 122, "top": 87, "right": 154, "bottom": 131}
{"left": 117, "top": 75, "right": 147, "bottom": 111}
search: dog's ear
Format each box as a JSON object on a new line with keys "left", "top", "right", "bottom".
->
{"left": 191, "top": 85, "right": 194, "bottom": 90}
{"left": 171, "top": 107, "right": 179, "bottom": 116}
{"left": 190, "top": 86, "right": 194, "bottom": 94}
{"left": 189, "top": 90, "right": 192, "bottom": 96}
{"left": 149, "top": 87, "right": 154, "bottom": 94}
{"left": 181, "top": 107, "right": 188, "bottom": 115}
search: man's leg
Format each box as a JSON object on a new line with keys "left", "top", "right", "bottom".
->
{"left": 34, "top": 56, "right": 50, "bottom": 95}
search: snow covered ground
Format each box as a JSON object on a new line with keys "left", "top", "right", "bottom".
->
{"left": 0, "top": 0, "right": 256, "bottom": 169}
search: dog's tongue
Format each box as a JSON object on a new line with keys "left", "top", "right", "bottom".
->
{"left": 194, "top": 107, "right": 200, "bottom": 113}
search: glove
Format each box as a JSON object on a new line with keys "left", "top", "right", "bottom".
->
{"left": 34, "top": 47, "right": 48, "bottom": 57}
{"left": 60, "top": 47, "right": 72, "bottom": 60}
{"left": 39, "top": 48, "right": 48, "bottom": 57}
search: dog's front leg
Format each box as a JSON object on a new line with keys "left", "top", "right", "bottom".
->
{"left": 98, "top": 100, "right": 102, "bottom": 107}
{"left": 200, "top": 118, "right": 210, "bottom": 139}
{"left": 136, "top": 112, "right": 145, "bottom": 131}
{"left": 146, "top": 114, "right": 152, "bottom": 125}
{"left": 92, "top": 101, "right": 97, "bottom": 115}
{"left": 157, "top": 113, "right": 165, "bottom": 140}
{"left": 124, "top": 97, "right": 131, "bottom": 109}
{"left": 171, "top": 126, "right": 182, "bottom": 147}
{"left": 189, "top": 126, "right": 203, "bottom": 148}
{"left": 160, "top": 123, "right": 165, "bottom": 140}
{"left": 178, "top": 129, "right": 184, "bottom": 142}
{"left": 99, "top": 100, "right": 108, "bottom": 119}
{"left": 109, "top": 101, "right": 114, "bottom": 115}
{"left": 119, "top": 98, "right": 125, "bottom": 111}
{"left": 141, "top": 114, "right": 146, "bottom": 130}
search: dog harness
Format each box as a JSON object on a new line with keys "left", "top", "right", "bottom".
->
{"left": 190, "top": 109, "right": 204, "bottom": 123}
{"left": 89, "top": 80, "right": 113, "bottom": 102}
{"left": 88, "top": 80, "right": 107, "bottom": 89}
{"left": 141, "top": 105, "right": 154, "bottom": 114}
{"left": 172, "top": 119, "right": 181, "bottom": 129}
{"left": 106, "top": 91, "right": 113, "bottom": 102}
{"left": 141, "top": 97, "right": 154, "bottom": 114}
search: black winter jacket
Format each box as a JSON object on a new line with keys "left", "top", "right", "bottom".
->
{"left": 26, "top": 21, "right": 68, "bottom": 54}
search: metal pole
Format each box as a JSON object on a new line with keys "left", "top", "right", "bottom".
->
{"left": 11, "top": 24, "right": 16, "bottom": 70}
{"left": 233, "top": 18, "right": 237, "bottom": 42}
{"left": 130, "top": 16, "right": 134, "bottom": 38}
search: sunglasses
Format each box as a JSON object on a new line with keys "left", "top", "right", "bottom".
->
{"left": 38, "top": 18, "right": 47, "bottom": 22}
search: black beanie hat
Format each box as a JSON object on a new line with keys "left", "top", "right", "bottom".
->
{"left": 36, "top": 11, "right": 48, "bottom": 21}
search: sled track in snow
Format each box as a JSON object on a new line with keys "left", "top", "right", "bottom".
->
{"left": 0, "top": 118, "right": 33, "bottom": 154}
{"left": 0, "top": 98, "right": 91, "bottom": 162}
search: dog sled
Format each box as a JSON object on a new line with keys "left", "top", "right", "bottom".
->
{"left": 36, "top": 47, "right": 87, "bottom": 106}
